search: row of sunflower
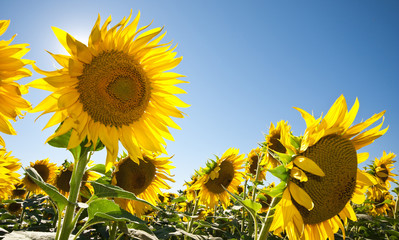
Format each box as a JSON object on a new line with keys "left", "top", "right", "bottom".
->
{"left": 0, "top": 10, "right": 398, "bottom": 240}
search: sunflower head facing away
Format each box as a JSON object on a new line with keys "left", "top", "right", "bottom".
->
{"left": 0, "top": 148, "right": 21, "bottom": 199}
{"left": 269, "top": 95, "right": 386, "bottom": 240}
{"left": 29, "top": 11, "right": 188, "bottom": 170}
{"left": 262, "top": 121, "right": 293, "bottom": 170}
{"left": 112, "top": 153, "right": 175, "bottom": 217}
{"left": 54, "top": 161, "right": 100, "bottom": 198}
{"left": 189, "top": 148, "right": 245, "bottom": 209}
{"left": 245, "top": 147, "right": 266, "bottom": 182}
{"left": 366, "top": 185, "right": 395, "bottom": 217}
{"left": 11, "top": 181, "right": 27, "bottom": 199}
{"left": 23, "top": 159, "right": 57, "bottom": 194}
{"left": 183, "top": 174, "right": 199, "bottom": 202}
{"left": 0, "top": 20, "right": 32, "bottom": 146}
{"left": 368, "top": 151, "right": 397, "bottom": 189}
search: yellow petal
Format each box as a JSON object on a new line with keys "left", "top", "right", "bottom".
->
{"left": 289, "top": 181, "right": 314, "bottom": 211}
{"left": 293, "top": 156, "right": 325, "bottom": 177}
{"left": 357, "top": 169, "right": 377, "bottom": 186}
{"left": 290, "top": 167, "right": 308, "bottom": 182}
{"left": 293, "top": 107, "right": 316, "bottom": 128}
{"left": 357, "top": 152, "right": 369, "bottom": 164}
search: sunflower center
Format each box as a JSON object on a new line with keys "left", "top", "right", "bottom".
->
{"left": 7, "top": 202, "right": 22, "bottom": 214}
{"left": 114, "top": 157, "right": 156, "bottom": 195}
{"left": 56, "top": 169, "right": 73, "bottom": 193}
{"left": 205, "top": 160, "right": 234, "bottom": 194}
{"left": 249, "top": 155, "right": 259, "bottom": 175}
{"left": 292, "top": 134, "right": 357, "bottom": 224}
{"left": 32, "top": 164, "right": 50, "bottom": 182}
{"left": 378, "top": 165, "right": 389, "bottom": 182}
{"left": 77, "top": 50, "right": 151, "bottom": 127}
{"left": 269, "top": 133, "right": 286, "bottom": 153}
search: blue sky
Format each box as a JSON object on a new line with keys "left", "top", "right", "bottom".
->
{"left": 1, "top": 1, "right": 398, "bottom": 192}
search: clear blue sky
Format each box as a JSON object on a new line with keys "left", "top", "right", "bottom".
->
{"left": 1, "top": 1, "right": 398, "bottom": 192}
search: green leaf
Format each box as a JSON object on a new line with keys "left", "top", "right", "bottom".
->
{"left": 222, "top": 186, "right": 261, "bottom": 223}
{"left": 90, "top": 181, "right": 159, "bottom": 211}
{"left": 87, "top": 198, "right": 142, "bottom": 223}
{"left": 86, "top": 198, "right": 155, "bottom": 237}
{"left": 264, "top": 181, "right": 287, "bottom": 198}
{"left": 242, "top": 199, "right": 262, "bottom": 214}
{"left": 386, "top": 230, "right": 399, "bottom": 237}
{"left": 47, "top": 129, "right": 81, "bottom": 160}
{"left": 267, "top": 165, "right": 289, "bottom": 182}
{"left": 24, "top": 167, "right": 69, "bottom": 212}
{"left": 268, "top": 150, "right": 292, "bottom": 164}
{"left": 47, "top": 128, "right": 104, "bottom": 160}
{"left": 88, "top": 164, "right": 110, "bottom": 176}
{"left": 171, "top": 196, "right": 187, "bottom": 203}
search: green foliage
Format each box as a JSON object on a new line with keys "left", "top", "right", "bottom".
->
{"left": 47, "top": 128, "right": 104, "bottom": 161}
{"left": 24, "top": 167, "right": 69, "bottom": 212}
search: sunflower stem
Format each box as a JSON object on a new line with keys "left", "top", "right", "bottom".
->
{"left": 116, "top": 232, "right": 125, "bottom": 240}
{"left": 257, "top": 196, "right": 282, "bottom": 240}
{"left": 185, "top": 197, "right": 199, "bottom": 240}
{"left": 18, "top": 191, "right": 30, "bottom": 226}
{"left": 241, "top": 179, "right": 248, "bottom": 232}
{"left": 109, "top": 221, "right": 118, "bottom": 240}
{"left": 394, "top": 194, "right": 399, "bottom": 219}
{"left": 252, "top": 152, "right": 264, "bottom": 202}
{"left": 57, "top": 149, "right": 89, "bottom": 240}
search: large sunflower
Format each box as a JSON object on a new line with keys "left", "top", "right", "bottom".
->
{"left": 23, "top": 159, "right": 57, "bottom": 194}
{"left": 0, "top": 20, "right": 32, "bottom": 146}
{"left": 0, "top": 148, "right": 21, "bottom": 199}
{"left": 112, "top": 154, "right": 175, "bottom": 217}
{"left": 369, "top": 151, "right": 397, "bottom": 189}
{"left": 29, "top": 11, "right": 188, "bottom": 170}
{"left": 366, "top": 185, "right": 395, "bottom": 217}
{"left": 54, "top": 162, "right": 100, "bottom": 198}
{"left": 189, "top": 148, "right": 245, "bottom": 209}
{"left": 269, "top": 95, "right": 386, "bottom": 240}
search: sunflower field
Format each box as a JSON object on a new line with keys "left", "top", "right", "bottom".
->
{"left": 1, "top": 8, "right": 399, "bottom": 240}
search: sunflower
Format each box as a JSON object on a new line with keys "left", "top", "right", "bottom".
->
{"left": 157, "top": 192, "right": 178, "bottom": 205}
{"left": 269, "top": 95, "right": 386, "bottom": 240}
{"left": 10, "top": 181, "right": 27, "bottom": 199}
{"left": 369, "top": 151, "right": 397, "bottom": 189}
{"left": 183, "top": 174, "right": 199, "bottom": 203}
{"left": 6, "top": 201, "right": 22, "bottom": 215}
{"left": 189, "top": 148, "right": 245, "bottom": 209}
{"left": 112, "top": 154, "right": 175, "bottom": 217}
{"left": 23, "top": 159, "right": 57, "bottom": 194}
{"left": 0, "top": 148, "right": 21, "bottom": 199}
{"left": 262, "top": 121, "right": 292, "bottom": 170}
{"left": 366, "top": 185, "right": 395, "bottom": 217}
{"left": 245, "top": 147, "right": 266, "bottom": 182}
{"left": 0, "top": 20, "right": 32, "bottom": 146}
{"left": 54, "top": 162, "right": 100, "bottom": 198}
{"left": 256, "top": 182, "right": 275, "bottom": 213}
{"left": 29, "top": 11, "right": 188, "bottom": 171}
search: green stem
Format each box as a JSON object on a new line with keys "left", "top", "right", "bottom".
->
{"left": 55, "top": 207, "right": 63, "bottom": 240}
{"left": 394, "top": 195, "right": 399, "bottom": 219}
{"left": 116, "top": 233, "right": 125, "bottom": 240}
{"left": 72, "top": 222, "right": 96, "bottom": 240}
{"left": 257, "top": 196, "right": 282, "bottom": 240}
{"left": 57, "top": 150, "right": 89, "bottom": 240}
{"left": 185, "top": 197, "right": 199, "bottom": 240}
{"left": 252, "top": 152, "right": 263, "bottom": 202}
{"left": 241, "top": 179, "right": 248, "bottom": 232}
{"left": 19, "top": 191, "right": 30, "bottom": 225}
{"left": 109, "top": 221, "right": 118, "bottom": 240}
